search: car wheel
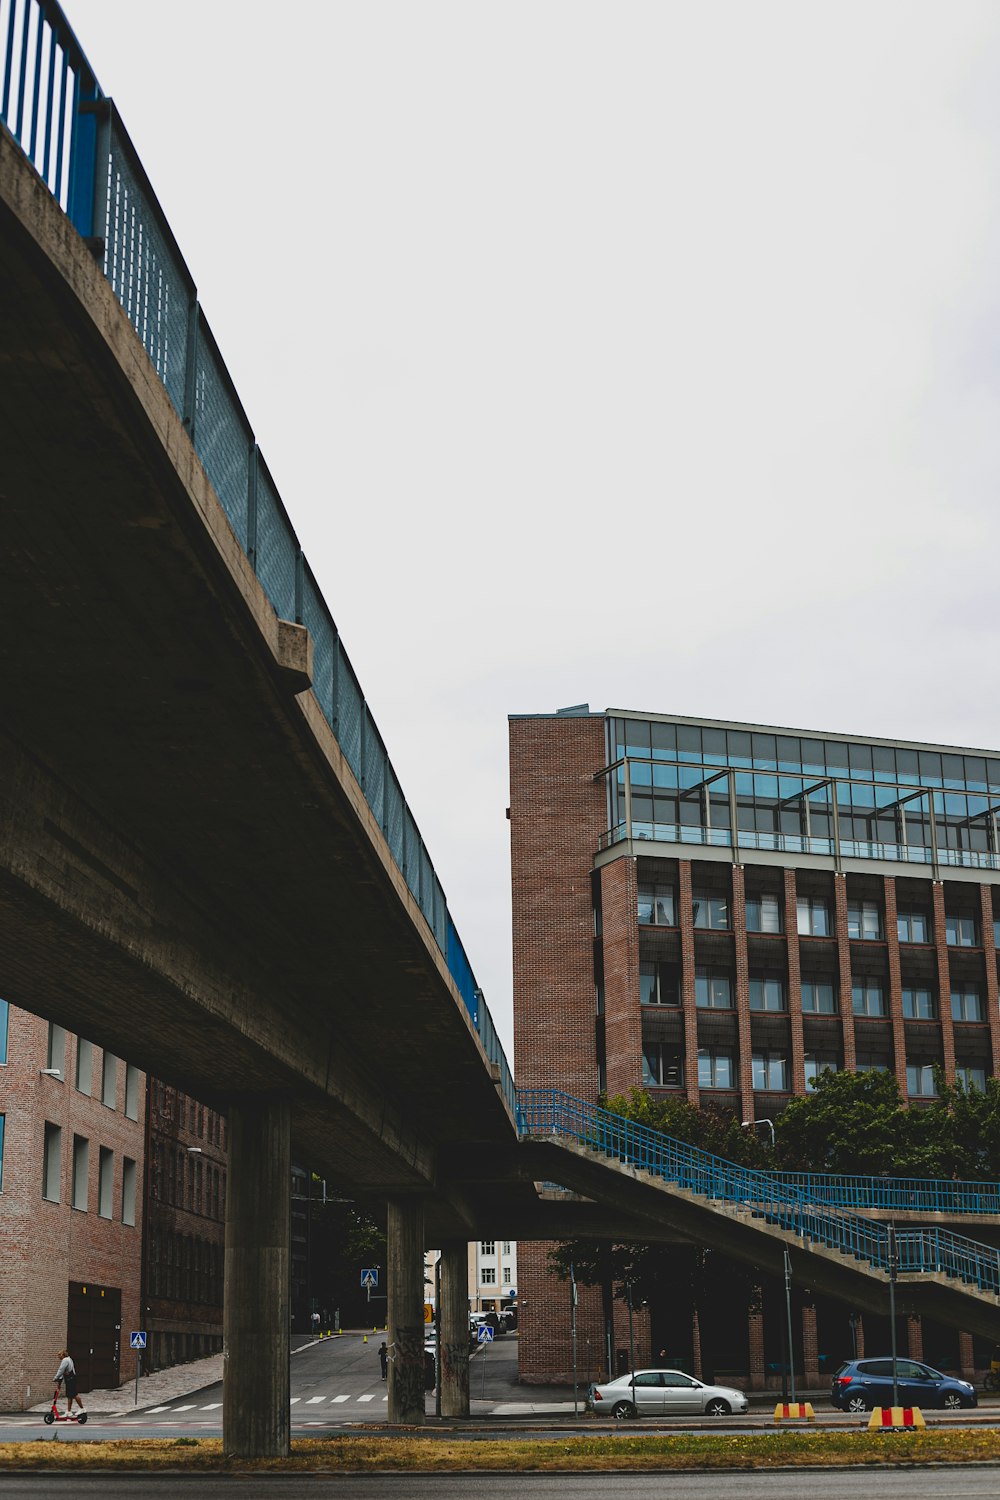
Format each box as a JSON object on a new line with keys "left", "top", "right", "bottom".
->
{"left": 611, "top": 1400, "right": 637, "bottom": 1420}
{"left": 705, "top": 1398, "right": 731, "bottom": 1416}
{"left": 846, "top": 1395, "right": 868, "bottom": 1413}
{"left": 942, "top": 1393, "right": 962, "bottom": 1410}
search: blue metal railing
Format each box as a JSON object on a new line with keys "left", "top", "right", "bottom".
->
{"left": 771, "top": 1172, "right": 1000, "bottom": 1218}
{"left": 518, "top": 1091, "right": 1000, "bottom": 1297}
{"left": 0, "top": 1, "right": 515, "bottom": 1115}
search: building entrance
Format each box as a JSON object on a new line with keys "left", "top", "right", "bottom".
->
{"left": 67, "top": 1281, "right": 121, "bottom": 1392}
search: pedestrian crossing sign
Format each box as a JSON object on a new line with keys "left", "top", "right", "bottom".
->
{"left": 360, "top": 1268, "right": 378, "bottom": 1288}
{"left": 130, "top": 1331, "right": 147, "bottom": 1349}
{"left": 477, "top": 1324, "right": 494, "bottom": 1343}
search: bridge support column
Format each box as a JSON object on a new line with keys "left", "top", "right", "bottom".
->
{"left": 223, "top": 1095, "right": 291, "bottom": 1458}
{"left": 387, "top": 1197, "right": 425, "bottom": 1424}
{"left": 439, "top": 1240, "right": 470, "bottom": 1417}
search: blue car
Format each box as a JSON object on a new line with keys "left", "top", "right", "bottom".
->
{"left": 831, "top": 1357, "right": 977, "bottom": 1412}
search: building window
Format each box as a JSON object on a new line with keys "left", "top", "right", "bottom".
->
{"left": 102, "top": 1052, "right": 118, "bottom": 1108}
{"left": 638, "top": 885, "right": 675, "bottom": 926}
{"left": 752, "top": 1051, "right": 789, "bottom": 1091}
{"left": 897, "top": 911, "right": 930, "bottom": 943}
{"left": 946, "top": 914, "right": 978, "bottom": 947}
{"left": 43, "top": 1122, "right": 61, "bottom": 1201}
{"left": 796, "top": 896, "right": 829, "bottom": 937}
{"left": 801, "top": 979, "right": 837, "bottom": 1014}
{"left": 855, "top": 1053, "right": 890, "bottom": 1073}
{"left": 98, "top": 1147, "right": 114, "bottom": 1219}
{"left": 851, "top": 977, "right": 886, "bottom": 1017}
{"left": 903, "top": 986, "right": 936, "bottom": 1020}
{"left": 481, "top": 1267, "right": 496, "bottom": 1285}
{"left": 75, "top": 1038, "right": 93, "bottom": 1095}
{"left": 481, "top": 1241, "right": 494, "bottom": 1256}
{"left": 72, "top": 1135, "right": 89, "bottom": 1211}
{"left": 125, "top": 1065, "right": 140, "bottom": 1121}
{"left": 951, "top": 986, "right": 983, "bottom": 1023}
{"left": 956, "top": 1065, "right": 986, "bottom": 1092}
{"left": 502, "top": 1242, "right": 511, "bottom": 1256}
{"left": 692, "top": 892, "right": 730, "bottom": 930}
{"left": 0, "top": 1112, "right": 5, "bottom": 1190}
{"left": 805, "top": 1053, "right": 839, "bottom": 1088}
{"left": 847, "top": 901, "right": 882, "bottom": 940}
{"left": 697, "top": 1048, "right": 733, "bottom": 1089}
{"left": 695, "top": 968, "right": 732, "bottom": 1008}
{"left": 642, "top": 1043, "right": 684, "bottom": 1088}
{"left": 502, "top": 1266, "right": 511, "bottom": 1283}
{"left": 47, "top": 1023, "right": 66, "bottom": 1077}
{"left": 746, "top": 893, "right": 783, "bottom": 933}
{"left": 906, "top": 1062, "right": 938, "bottom": 1097}
{"left": 749, "top": 975, "right": 786, "bottom": 1012}
{"left": 0, "top": 999, "right": 7, "bottom": 1066}
{"left": 640, "top": 961, "right": 678, "bottom": 1006}
{"left": 994, "top": 918, "right": 1000, "bottom": 950}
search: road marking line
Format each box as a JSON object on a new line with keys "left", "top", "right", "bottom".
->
{"left": 289, "top": 1398, "right": 300, "bottom": 1404}
{"left": 145, "top": 1406, "right": 172, "bottom": 1413}
{"left": 306, "top": 1396, "right": 325, "bottom": 1404}
{"left": 201, "top": 1403, "right": 222, "bottom": 1409}
{"left": 331, "top": 1395, "right": 350, "bottom": 1403}
{"left": 174, "top": 1405, "right": 196, "bottom": 1411}
{"left": 357, "top": 1395, "right": 375, "bottom": 1403}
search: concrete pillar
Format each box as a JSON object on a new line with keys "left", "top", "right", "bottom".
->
{"left": 438, "top": 1240, "right": 470, "bottom": 1417}
{"left": 223, "top": 1095, "right": 291, "bottom": 1459}
{"left": 387, "top": 1197, "right": 426, "bottom": 1424}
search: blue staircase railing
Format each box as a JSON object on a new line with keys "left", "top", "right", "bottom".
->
{"left": 0, "top": 1, "right": 516, "bottom": 1116}
{"left": 518, "top": 1091, "right": 1000, "bottom": 1298}
{"left": 769, "top": 1172, "right": 1000, "bottom": 1218}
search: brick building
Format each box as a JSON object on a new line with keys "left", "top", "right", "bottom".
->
{"left": 510, "top": 706, "right": 1000, "bottom": 1387}
{"left": 0, "top": 1005, "right": 145, "bottom": 1409}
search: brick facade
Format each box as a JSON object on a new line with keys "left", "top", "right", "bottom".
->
{"left": 0, "top": 1008, "right": 145, "bottom": 1409}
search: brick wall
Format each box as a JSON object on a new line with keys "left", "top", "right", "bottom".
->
{"left": 601, "top": 858, "right": 642, "bottom": 1096}
{"left": 0, "top": 1007, "right": 145, "bottom": 1409}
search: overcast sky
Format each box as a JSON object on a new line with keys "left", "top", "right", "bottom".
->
{"left": 64, "top": 0, "right": 1000, "bottom": 1058}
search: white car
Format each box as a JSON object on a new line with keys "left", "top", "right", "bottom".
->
{"left": 588, "top": 1368, "right": 749, "bottom": 1419}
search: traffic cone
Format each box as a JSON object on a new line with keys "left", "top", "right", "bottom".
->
{"left": 363, "top": 1335, "right": 368, "bottom": 1343}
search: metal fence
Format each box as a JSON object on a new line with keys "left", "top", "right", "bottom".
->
{"left": 0, "top": 0, "right": 515, "bottom": 1114}
{"left": 518, "top": 1091, "right": 1000, "bottom": 1296}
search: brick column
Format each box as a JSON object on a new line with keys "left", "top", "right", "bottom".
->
{"left": 801, "top": 1303, "right": 819, "bottom": 1389}
{"left": 748, "top": 1300, "right": 766, "bottom": 1391}
{"left": 601, "top": 858, "right": 642, "bottom": 1095}
{"left": 906, "top": 1314, "right": 923, "bottom": 1362}
{"left": 678, "top": 861, "right": 700, "bottom": 1105}
{"left": 783, "top": 869, "right": 805, "bottom": 1095}
{"left": 959, "top": 1330, "right": 975, "bottom": 1381}
{"left": 691, "top": 1306, "right": 703, "bottom": 1380}
{"left": 980, "top": 885, "right": 1000, "bottom": 1071}
{"left": 931, "top": 881, "right": 956, "bottom": 1082}
{"left": 854, "top": 1315, "right": 865, "bottom": 1359}
{"left": 882, "top": 876, "right": 908, "bottom": 1087}
{"left": 732, "top": 865, "right": 754, "bottom": 1116}
{"left": 833, "top": 874, "right": 857, "bottom": 1070}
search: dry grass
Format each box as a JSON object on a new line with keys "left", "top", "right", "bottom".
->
{"left": 3, "top": 1429, "right": 1000, "bottom": 1472}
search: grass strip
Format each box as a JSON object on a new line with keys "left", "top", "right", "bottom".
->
{"left": 3, "top": 1429, "right": 1000, "bottom": 1472}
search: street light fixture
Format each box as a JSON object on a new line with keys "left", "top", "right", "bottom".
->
{"left": 741, "top": 1118, "right": 776, "bottom": 1149}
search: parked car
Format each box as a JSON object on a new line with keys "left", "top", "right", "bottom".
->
{"left": 588, "top": 1369, "right": 748, "bottom": 1419}
{"left": 831, "top": 1357, "right": 978, "bottom": 1412}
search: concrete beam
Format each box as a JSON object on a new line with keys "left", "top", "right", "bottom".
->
{"left": 387, "top": 1198, "right": 426, "bottom": 1424}
{"left": 438, "top": 1241, "right": 470, "bottom": 1418}
{"left": 223, "top": 1096, "right": 291, "bottom": 1458}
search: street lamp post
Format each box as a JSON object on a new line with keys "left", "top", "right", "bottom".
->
{"left": 783, "top": 1248, "right": 796, "bottom": 1405}
{"left": 888, "top": 1222, "right": 899, "bottom": 1408}
{"left": 741, "top": 1118, "right": 776, "bottom": 1149}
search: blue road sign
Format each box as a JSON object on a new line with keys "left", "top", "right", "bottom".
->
{"left": 477, "top": 1324, "right": 494, "bottom": 1343}
{"left": 130, "top": 1331, "right": 147, "bottom": 1349}
{"left": 360, "top": 1268, "right": 379, "bottom": 1288}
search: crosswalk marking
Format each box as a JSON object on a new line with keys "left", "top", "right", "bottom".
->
{"left": 289, "top": 1397, "right": 300, "bottom": 1404}
{"left": 331, "top": 1395, "right": 350, "bottom": 1403}
{"left": 146, "top": 1406, "right": 172, "bottom": 1413}
{"left": 174, "top": 1405, "right": 196, "bottom": 1411}
{"left": 202, "top": 1403, "right": 222, "bottom": 1409}
{"left": 357, "top": 1394, "right": 374, "bottom": 1402}
{"left": 305, "top": 1396, "right": 325, "bottom": 1404}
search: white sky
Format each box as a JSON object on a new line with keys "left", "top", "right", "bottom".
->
{"left": 64, "top": 0, "right": 1000, "bottom": 1060}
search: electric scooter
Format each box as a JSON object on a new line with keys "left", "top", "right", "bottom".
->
{"left": 43, "top": 1392, "right": 88, "bottom": 1424}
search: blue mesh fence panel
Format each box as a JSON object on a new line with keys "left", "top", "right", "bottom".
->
{"left": 364, "top": 710, "right": 385, "bottom": 827}
{"left": 300, "top": 568, "right": 334, "bottom": 727}
{"left": 104, "top": 122, "right": 190, "bottom": 417}
{"left": 254, "top": 463, "right": 297, "bottom": 621}
{"left": 419, "top": 845, "right": 434, "bottom": 930}
{"left": 384, "top": 770, "right": 404, "bottom": 866}
{"left": 447, "top": 919, "right": 477, "bottom": 1021}
{"left": 336, "top": 643, "right": 363, "bottom": 780}
{"left": 402, "top": 809, "right": 421, "bottom": 900}
{"left": 192, "top": 328, "right": 249, "bottom": 546}
{"left": 430, "top": 874, "right": 447, "bottom": 953}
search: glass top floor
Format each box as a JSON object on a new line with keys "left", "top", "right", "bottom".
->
{"left": 600, "top": 711, "right": 1000, "bottom": 875}
{"left": 607, "top": 711, "right": 1000, "bottom": 793}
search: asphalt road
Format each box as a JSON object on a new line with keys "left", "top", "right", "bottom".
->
{"left": 2, "top": 1471, "right": 1000, "bottom": 1498}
